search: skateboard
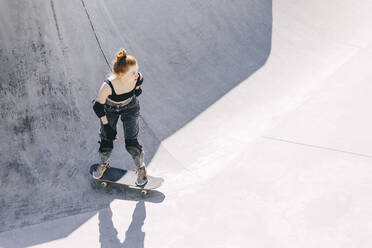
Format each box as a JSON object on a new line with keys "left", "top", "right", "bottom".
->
{"left": 89, "top": 163, "right": 164, "bottom": 196}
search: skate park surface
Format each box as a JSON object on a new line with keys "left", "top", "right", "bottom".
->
{"left": 1, "top": 0, "right": 372, "bottom": 247}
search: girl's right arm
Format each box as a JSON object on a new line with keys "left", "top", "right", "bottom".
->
{"left": 93, "top": 83, "right": 111, "bottom": 125}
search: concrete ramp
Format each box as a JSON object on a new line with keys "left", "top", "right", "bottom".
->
{"left": 2, "top": 0, "right": 372, "bottom": 247}
{"left": 0, "top": 0, "right": 271, "bottom": 232}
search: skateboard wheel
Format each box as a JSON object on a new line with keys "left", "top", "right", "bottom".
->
{"left": 141, "top": 189, "right": 147, "bottom": 196}
{"left": 101, "top": 182, "right": 108, "bottom": 187}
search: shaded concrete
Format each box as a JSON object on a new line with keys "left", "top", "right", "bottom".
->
{"left": 0, "top": 0, "right": 272, "bottom": 233}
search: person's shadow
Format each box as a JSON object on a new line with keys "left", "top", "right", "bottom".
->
{"left": 99, "top": 200, "right": 146, "bottom": 248}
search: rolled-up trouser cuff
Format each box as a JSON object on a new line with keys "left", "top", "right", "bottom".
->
{"left": 125, "top": 143, "right": 145, "bottom": 168}
{"left": 98, "top": 139, "right": 113, "bottom": 163}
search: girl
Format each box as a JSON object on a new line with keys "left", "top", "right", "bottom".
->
{"left": 92, "top": 49, "right": 147, "bottom": 186}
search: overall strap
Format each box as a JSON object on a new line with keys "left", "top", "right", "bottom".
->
{"left": 105, "top": 79, "right": 116, "bottom": 95}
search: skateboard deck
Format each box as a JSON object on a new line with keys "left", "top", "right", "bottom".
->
{"left": 89, "top": 163, "right": 164, "bottom": 195}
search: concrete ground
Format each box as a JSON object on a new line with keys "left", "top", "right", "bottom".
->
{"left": 1, "top": 0, "right": 372, "bottom": 247}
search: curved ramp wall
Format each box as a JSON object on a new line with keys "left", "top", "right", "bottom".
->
{"left": 0, "top": 0, "right": 272, "bottom": 232}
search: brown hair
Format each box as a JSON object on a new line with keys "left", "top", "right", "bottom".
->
{"left": 113, "top": 48, "right": 137, "bottom": 75}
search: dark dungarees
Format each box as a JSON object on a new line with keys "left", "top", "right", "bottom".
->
{"left": 98, "top": 95, "right": 144, "bottom": 168}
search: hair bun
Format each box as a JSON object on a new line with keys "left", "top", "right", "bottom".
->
{"left": 113, "top": 48, "right": 136, "bottom": 74}
{"left": 117, "top": 49, "right": 127, "bottom": 59}
{"left": 116, "top": 49, "right": 127, "bottom": 65}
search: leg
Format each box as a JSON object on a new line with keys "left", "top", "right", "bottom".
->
{"left": 125, "top": 138, "right": 147, "bottom": 186}
{"left": 120, "top": 100, "right": 145, "bottom": 168}
{"left": 98, "top": 111, "right": 120, "bottom": 163}
{"left": 125, "top": 138, "right": 145, "bottom": 168}
{"left": 98, "top": 139, "right": 113, "bottom": 163}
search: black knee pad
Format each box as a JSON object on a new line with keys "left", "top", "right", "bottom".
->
{"left": 125, "top": 138, "right": 142, "bottom": 156}
{"left": 98, "top": 139, "right": 113, "bottom": 153}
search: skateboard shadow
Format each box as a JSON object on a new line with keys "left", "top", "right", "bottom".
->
{"left": 98, "top": 201, "right": 146, "bottom": 248}
{"left": 0, "top": 186, "right": 162, "bottom": 248}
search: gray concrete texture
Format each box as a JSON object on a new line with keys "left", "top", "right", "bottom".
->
{"left": 0, "top": 0, "right": 272, "bottom": 232}
{"left": 3, "top": 0, "right": 372, "bottom": 247}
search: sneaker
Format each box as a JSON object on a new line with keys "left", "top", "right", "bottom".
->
{"left": 92, "top": 161, "right": 110, "bottom": 179}
{"left": 135, "top": 166, "right": 148, "bottom": 186}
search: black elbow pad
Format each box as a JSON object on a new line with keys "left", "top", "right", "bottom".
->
{"left": 93, "top": 101, "right": 105, "bottom": 118}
